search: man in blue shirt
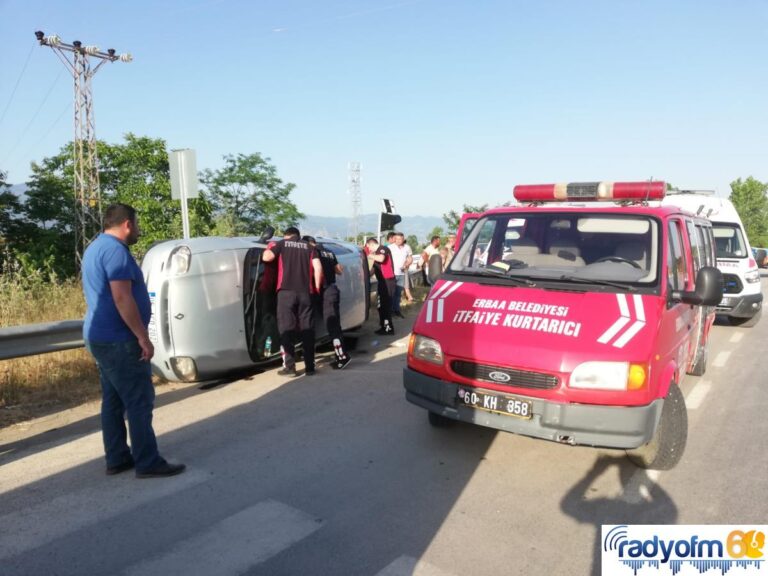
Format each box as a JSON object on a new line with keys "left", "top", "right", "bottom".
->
{"left": 83, "top": 203, "right": 185, "bottom": 478}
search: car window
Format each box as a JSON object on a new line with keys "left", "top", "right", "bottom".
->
{"left": 322, "top": 242, "right": 353, "bottom": 256}
{"left": 712, "top": 224, "right": 748, "bottom": 259}
{"left": 449, "top": 212, "right": 660, "bottom": 285}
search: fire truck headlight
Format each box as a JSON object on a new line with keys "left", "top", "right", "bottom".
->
{"left": 410, "top": 334, "right": 443, "bottom": 365}
{"left": 570, "top": 361, "right": 630, "bottom": 391}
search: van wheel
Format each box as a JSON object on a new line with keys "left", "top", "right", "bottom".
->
{"left": 428, "top": 411, "right": 453, "bottom": 427}
{"left": 729, "top": 308, "right": 761, "bottom": 328}
{"left": 626, "top": 382, "right": 688, "bottom": 470}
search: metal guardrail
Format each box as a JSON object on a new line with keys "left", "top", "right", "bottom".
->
{"left": 0, "top": 320, "right": 84, "bottom": 361}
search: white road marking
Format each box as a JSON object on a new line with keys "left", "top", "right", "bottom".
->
{"left": 375, "top": 555, "right": 458, "bottom": 576}
{"left": 123, "top": 500, "right": 321, "bottom": 576}
{"left": 621, "top": 469, "right": 661, "bottom": 504}
{"left": 712, "top": 350, "right": 731, "bottom": 368}
{"left": 685, "top": 381, "right": 712, "bottom": 410}
{"left": 0, "top": 469, "right": 208, "bottom": 560}
{"left": 729, "top": 332, "right": 744, "bottom": 344}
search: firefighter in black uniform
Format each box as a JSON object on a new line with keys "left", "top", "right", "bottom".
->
{"left": 303, "top": 236, "right": 351, "bottom": 370}
{"left": 365, "top": 237, "right": 396, "bottom": 335}
{"left": 263, "top": 227, "right": 323, "bottom": 376}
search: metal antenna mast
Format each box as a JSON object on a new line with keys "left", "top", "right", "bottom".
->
{"left": 348, "top": 161, "right": 361, "bottom": 243}
{"left": 35, "top": 31, "right": 132, "bottom": 266}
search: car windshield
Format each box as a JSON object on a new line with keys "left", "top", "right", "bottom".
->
{"left": 712, "top": 223, "right": 748, "bottom": 259}
{"left": 448, "top": 212, "right": 660, "bottom": 286}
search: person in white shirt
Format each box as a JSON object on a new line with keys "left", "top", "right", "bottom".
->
{"left": 390, "top": 232, "right": 413, "bottom": 318}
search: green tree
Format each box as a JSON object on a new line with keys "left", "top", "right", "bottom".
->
{"left": 425, "top": 226, "right": 444, "bottom": 244}
{"left": 442, "top": 204, "right": 488, "bottom": 233}
{"left": 0, "top": 170, "right": 22, "bottom": 242}
{"left": 730, "top": 177, "right": 768, "bottom": 247}
{"left": 201, "top": 153, "right": 303, "bottom": 236}
{"left": 100, "top": 134, "right": 213, "bottom": 253}
{"left": 21, "top": 134, "right": 215, "bottom": 276}
{"left": 406, "top": 234, "right": 419, "bottom": 253}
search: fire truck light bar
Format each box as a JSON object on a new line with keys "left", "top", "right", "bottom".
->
{"left": 513, "top": 181, "right": 666, "bottom": 203}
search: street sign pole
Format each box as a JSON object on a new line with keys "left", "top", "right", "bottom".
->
{"left": 169, "top": 149, "right": 199, "bottom": 240}
{"left": 179, "top": 153, "right": 190, "bottom": 240}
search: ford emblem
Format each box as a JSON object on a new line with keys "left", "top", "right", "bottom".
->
{"left": 488, "top": 371, "right": 511, "bottom": 383}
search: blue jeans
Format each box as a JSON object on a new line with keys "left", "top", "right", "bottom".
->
{"left": 85, "top": 339, "right": 162, "bottom": 472}
{"left": 392, "top": 275, "right": 405, "bottom": 313}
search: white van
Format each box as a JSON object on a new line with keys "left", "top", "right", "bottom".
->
{"left": 663, "top": 191, "right": 763, "bottom": 326}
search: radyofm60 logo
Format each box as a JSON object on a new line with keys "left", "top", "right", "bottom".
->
{"left": 602, "top": 525, "right": 766, "bottom": 575}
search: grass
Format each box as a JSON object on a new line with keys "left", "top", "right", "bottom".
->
{"left": 0, "top": 269, "right": 100, "bottom": 429}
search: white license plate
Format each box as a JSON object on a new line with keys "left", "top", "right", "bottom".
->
{"left": 458, "top": 387, "right": 533, "bottom": 419}
{"left": 148, "top": 292, "right": 158, "bottom": 343}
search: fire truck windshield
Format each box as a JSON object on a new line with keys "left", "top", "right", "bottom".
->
{"left": 448, "top": 212, "right": 660, "bottom": 287}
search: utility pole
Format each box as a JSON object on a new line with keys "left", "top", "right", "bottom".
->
{"left": 35, "top": 31, "right": 132, "bottom": 267}
{"left": 348, "top": 161, "right": 361, "bottom": 244}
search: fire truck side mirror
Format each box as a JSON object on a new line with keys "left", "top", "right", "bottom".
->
{"left": 674, "top": 266, "right": 723, "bottom": 306}
{"left": 425, "top": 253, "right": 444, "bottom": 286}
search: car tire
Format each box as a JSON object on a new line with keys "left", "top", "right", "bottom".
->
{"left": 626, "top": 382, "right": 688, "bottom": 471}
{"left": 729, "top": 308, "right": 762, "bottom": 328}
{"left": 427, "top": 411, "right": 453, "bottom": 428}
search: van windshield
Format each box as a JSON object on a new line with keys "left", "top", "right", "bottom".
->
{"left": 712, "top": 223, "right": 748, "bottom": 259}
{"left": 449, "top": 212, "right": 660, "bottom": 286}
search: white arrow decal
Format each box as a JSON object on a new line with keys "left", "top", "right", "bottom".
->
{"left": 426, "top": 281, "right": 463, "bottom": 323}
{"left": 597, "top": 294, "right": 646, "bottom": 348}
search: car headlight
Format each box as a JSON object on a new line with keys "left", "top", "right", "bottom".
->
{"left": 409, "top": 334, "right": 444, "bottom": 365}
{"left": 569, "top": 361, "right": 647, "bottom": 391}
{"left": 170, "top": 356, "right": 198, "bottom": 381}
{"left": 168, "top": 245, "right": 191, "bottom": 275}
{"left": 745, "top": 269, "right": 760, "bottom": 284}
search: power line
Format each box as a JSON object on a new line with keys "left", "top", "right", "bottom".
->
{"left": 0, "top": 43, "right": 36, "bottom": 130}
{"left": 16, "top": 102, "right": 72, "bottom": 171}
{"left": 1, "top": 68, "right": 65, "bottom": 165}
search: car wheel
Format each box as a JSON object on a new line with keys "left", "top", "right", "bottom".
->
{"left": 626, "top": 382, "right": 688, "bottom": 470}
{"left": 729, "top": 308, "right": 761, "bottom": 328}
{"left": 428, "top": 411, "right": 453, "bottom": 428}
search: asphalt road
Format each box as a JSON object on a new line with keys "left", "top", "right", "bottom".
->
{"left": 1, "top": 276, "right": 766, "bottom": 576}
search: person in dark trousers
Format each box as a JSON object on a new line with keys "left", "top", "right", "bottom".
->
{"left": 82, "top": 203, "right": 185, "bottom": 478}
{"left": 263, "top": 227, "right": 323, "bottom": 376}
{"left": 303, "top": 236, "right": 351, "bottom": 370}
{"left": 366, "top": 237, "right": 396, "bottom": 335}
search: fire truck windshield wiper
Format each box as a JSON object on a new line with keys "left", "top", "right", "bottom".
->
{"left": 557, "top": 274, "right": 637, "bottom": 292}
{"left": 451, "top": 268, "right": 537, "bottom": 287}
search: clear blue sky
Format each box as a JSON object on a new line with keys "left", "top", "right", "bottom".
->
{"left": 1, "top": 0, "right": 767, "bottom": 217}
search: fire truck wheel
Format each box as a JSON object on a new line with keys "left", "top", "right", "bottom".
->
{"left": 428, "top": 411, "right": 453, "bottom": 428}
{"left": 729, "top": 308, "right": 761, "bottom": 328}
{"left": 626, "top": 382, "right": 688, "bottom": 471}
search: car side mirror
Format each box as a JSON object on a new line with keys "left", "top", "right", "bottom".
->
{"left": 673, "top": 266, "right": 723, "bottom": 306}
{"left": 258, "top": 226, "right": 275, "bottom": 243}
{"left": 755, "top": 249, "right": 767, "bottom": 268}
{"left": 425, "top": 253, "right": 444, "bottom": 286}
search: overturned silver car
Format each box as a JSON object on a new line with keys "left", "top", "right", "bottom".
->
{"left": 141, "top": 236, "right": 369, "bottom": 382}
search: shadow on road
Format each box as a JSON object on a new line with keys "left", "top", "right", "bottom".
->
{"left": 560, "top": 455, "right": 678, "bottom": 576}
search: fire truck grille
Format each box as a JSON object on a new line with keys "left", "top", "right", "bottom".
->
{"left": 721, "top": 273, "right": 742, "bottom": 294}
{"left": 451, "top": 361, "right": 559, "bottom": 389}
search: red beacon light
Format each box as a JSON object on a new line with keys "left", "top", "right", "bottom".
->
{"left": 513, "top": 181, "right": 666, "bottom": 203}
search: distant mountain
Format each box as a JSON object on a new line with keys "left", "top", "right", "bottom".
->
{"left": 300, "top": 213, "right": 446, "bottom": 243}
